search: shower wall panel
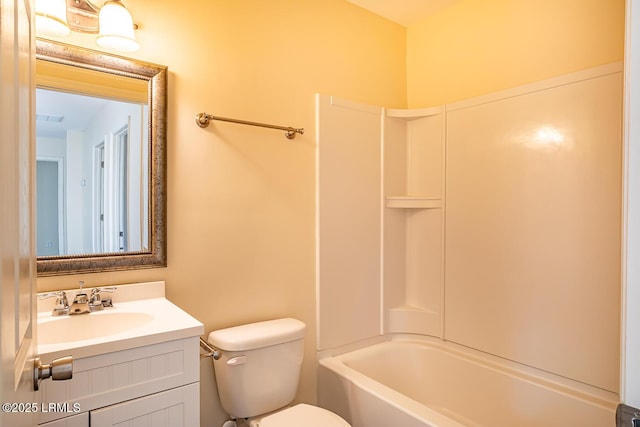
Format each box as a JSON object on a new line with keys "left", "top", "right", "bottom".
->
{"left": 316, "top": 94, "right": 383, "bottom": 351}
{"left": 444, "top": 64, "right": 623, "bottom": 392}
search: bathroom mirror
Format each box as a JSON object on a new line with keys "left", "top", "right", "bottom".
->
{"left": 36, "top": 38, "right": 167, "bottom": 276}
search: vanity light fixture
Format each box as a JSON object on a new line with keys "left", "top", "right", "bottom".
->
{"left": 35, "top": 0, "right": 139, "bottom": 52}
{"left": 96, "top": 0, "right": 138, "bottom": 52}
{"left": 35, "top": 0, "right": 71, "bottom": 37}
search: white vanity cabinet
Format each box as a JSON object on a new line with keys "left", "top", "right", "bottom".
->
{"left": 38, "top": 337, "right": 200, "bottom": 427}
{"left": 36, "top": 282, "right": 204, "bottom": 427}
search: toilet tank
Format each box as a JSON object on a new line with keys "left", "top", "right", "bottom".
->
{"left": 208, "top": 318, "right": 306, "bottom": 419}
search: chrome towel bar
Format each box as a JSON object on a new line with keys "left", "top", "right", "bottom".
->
{"left": 195, "top": 112, "right": 304, "bottom": 140}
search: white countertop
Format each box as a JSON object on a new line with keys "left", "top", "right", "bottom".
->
{"left": 37, "top": 281, "right": 204, "bottom": 360}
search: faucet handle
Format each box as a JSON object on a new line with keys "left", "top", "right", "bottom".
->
{"left": 38, "top": 291, "right": 69, "bottom": 316}
{"left": 90, "top": 287, "right": 117, "bottom": 308}
{"left": 58, "top": 291, "right": 69, "bottom": 307}
{"left": 38, "top": 290, "right": 67, "bottom": 304}
{"left": 90, "top": 287, "right": 117, "bottom": 299}
{"left": 38, "top": 291, "right": 63, "bottom": 300}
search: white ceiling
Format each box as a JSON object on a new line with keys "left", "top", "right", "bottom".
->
{"left": 346, "top": 0, "right": 459, "bottom": 27}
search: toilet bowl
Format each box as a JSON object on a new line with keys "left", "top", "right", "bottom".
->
{"left": 247, "top": 403, "right": 350, "bottom": 427}
{"left": 207, "top": 318, "right": 350, "bottom": 427}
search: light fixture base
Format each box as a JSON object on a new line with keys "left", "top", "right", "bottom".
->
{"left": 65, "top": 0, "right": 138, "bottom": 34}
{"left": 66, "top": 0, "right": 100, "bottom": 33}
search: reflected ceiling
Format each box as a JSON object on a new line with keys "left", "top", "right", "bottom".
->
{"left": 36, "top": 88, "right": 109, "bottom": 139}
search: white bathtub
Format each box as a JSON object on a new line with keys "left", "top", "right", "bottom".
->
{"left": 318, "top": 337, "right": 618, "bottom": 427}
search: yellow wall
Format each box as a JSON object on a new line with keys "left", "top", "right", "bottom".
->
{"left": 36, "top": 0, "right": 406, "bottom": 424}
{"left": 407, "top": 0, "right": 625, "bottom": 107}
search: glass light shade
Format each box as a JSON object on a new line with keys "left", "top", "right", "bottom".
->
{"left": 35, "top": 0, "right": 71, "bottom": 37}
{"left": 96, "top": 0, "right": 139, "bottom": 52}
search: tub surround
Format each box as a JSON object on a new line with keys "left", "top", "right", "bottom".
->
{"left": 316, "top": 62, "right": 622, "bottom": 426}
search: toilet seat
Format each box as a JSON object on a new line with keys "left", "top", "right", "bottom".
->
{"left": 254, "top": 403, "right": 350, "bottom": 427}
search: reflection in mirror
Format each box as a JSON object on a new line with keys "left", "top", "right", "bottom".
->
{"left": 36, "top": 88, "right": 149, "bottom": 256}
{"left": 36, "top": 38, "right": 167, "bottom": 276}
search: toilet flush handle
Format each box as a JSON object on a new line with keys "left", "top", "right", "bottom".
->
{"left": 227, "top": 355, "right": 247, "bottom": 366}
{"left": 199, "top": 337, "right": 221, "bottom": 360}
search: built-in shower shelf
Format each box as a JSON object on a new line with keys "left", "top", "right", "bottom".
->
{"left": 388, "top": 305, "right": 441, "bottom": 336}
{"left": 385, "top": 196, "right": 441, "bottom": 209}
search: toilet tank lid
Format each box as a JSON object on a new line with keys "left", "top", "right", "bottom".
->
{"left": 208, "top": 318, "right": 306, "bottom": 351}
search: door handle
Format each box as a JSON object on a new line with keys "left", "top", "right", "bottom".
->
{"left": 33, "top": 356, "right": 73, "bottom": 391}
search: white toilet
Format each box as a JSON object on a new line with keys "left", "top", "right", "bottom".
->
{"left": 208, "top": 318, "right": 350, "bottom": 427}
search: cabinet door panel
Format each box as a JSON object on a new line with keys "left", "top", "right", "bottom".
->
{"left": 90, "top": 383, "right": 199, "bottom": 427}
{"left": 39, "top": 412, "right": 88, "bottom": 427}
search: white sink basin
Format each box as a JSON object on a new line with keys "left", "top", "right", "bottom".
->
{"left": 38, "top": 312, "right": 154, "bottom": 345}
{"left": 37, "top": 282, "right": 204, "bottom": 360}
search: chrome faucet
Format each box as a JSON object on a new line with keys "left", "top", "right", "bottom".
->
{"left": 37, "top": 291, "right": 69, "bottom": 316}
{"left": 39, "top": 282, "right": 117, "bottom": 316}
{"left": 69, "top": 281, "right": 90, "bottom": 315}
{"left": 69, "top": 282, "right": 117, "bottom": 315}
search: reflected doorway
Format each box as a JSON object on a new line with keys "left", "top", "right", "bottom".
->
{"left": 36, "top": 158, "right": 64, "bottom": 256}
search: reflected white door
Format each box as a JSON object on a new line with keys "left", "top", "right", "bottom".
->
{"left": 94, "top": 142, "right": 105, "bottom": 253}
{"left": 114, "top": 126, "right": 128, "bottom": 252}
